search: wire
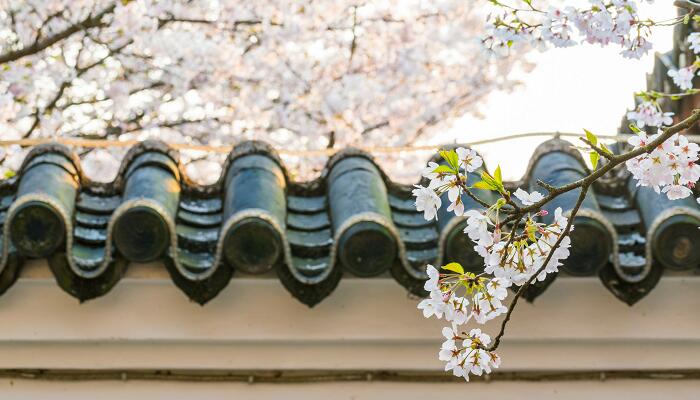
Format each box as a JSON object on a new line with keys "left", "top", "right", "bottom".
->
{"left": 0, "top": 132, "right": 638, "bottom": 157}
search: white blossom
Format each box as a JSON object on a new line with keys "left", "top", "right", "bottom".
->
{"left": 688, "top": 32, "right": 700, "bottom": 54}
{"left": 424, "top": 264, "right": 440, "bottom": 292}
{"left": 483, "top": 0, "right": 655, "bottom": 59}
{"left": 513, "top": 188, "right": 545, "bottom": 206}
{"left": 662, "top": 184, "right": 693, "bottom": 200}
{"left": 456, "top": 147, "right": 483, "bottom": 173}
{"left": 462, "top": 210, "right": 492, "bottom": 247}
{"left": 413, "top": 185, "right": 442, "bottom": 221}
{"left": 668, "top": 67, "right": 696, "bottom": 91}
{"left": 627, "top": 133, "right": 700, "bottom": 199}
{"left": 0, "top": 1, "right": 524, "bottom": 181}
{"left": 627, "top": 101, "right": 674, "bottom": 129}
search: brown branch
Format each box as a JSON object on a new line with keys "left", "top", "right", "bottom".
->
{"left": 463, "top": 187, "right": 493, "bottom": 209}
{"left": 348, "top": 6, "right": 358, "bottom": 69}
{"left": 361, "top": 121, "right": 389, "bottom": 135}
{"left": 483, "top": 108, "right": 700, "bottom": 352}
{"left": 487, "top": 185, "right": 588, "bottom": 352}
{"left": 122, "top": 117, "right": 218, "bottom": 134}
{"left": 500, "top": 109, "right": 700, "bottom": 225}
{"left": 580, "top": 138, "right": 614, "bottom": 161}
{"left": 0, "top": 4, "right": 115, "bottom": 65}
{"left": 674, "top": 0, "right": 700, "bottom": 12}
{"left": 23, "top": 39, "right": 130, "bottom": 138}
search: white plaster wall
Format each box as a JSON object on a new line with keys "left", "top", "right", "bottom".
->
{"left": 1, "top": 379, "right": 699, "bottom": 399}
{"left": 0, "top": 261, "right": 698, "bottom": 397}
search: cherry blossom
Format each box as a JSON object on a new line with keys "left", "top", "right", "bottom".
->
{"left": 626, "top": 102, "right": 674, "bottom": 129}
{"left": 462, "top": 210, "right": 493, "bottom": 248}
{"left": 668, "top": 67, "right": 696, "bottom": 91}
{"left": 626, "top": 132, "right": 700, "bottom": 199}
{"left": 415, "top": 145, "right": 577, "bottom": 379}
{"left": 438, "top": 324, "right": 501, "bottom": 381}
{"left": 689, "top": 32, "right": 700, "bottom": 54}
{"left": 513, "top": 188, "right": 545, "bottom": 206}
{"left": 482, "top": 0, "right": 667, "bottom": 60}
{"left": 413, "top": 185, "right": 442, "bottom": 221}
{"left": 412, "top": 147, "right": 486, "bottom": 219}
{"left": 415, "top": 0, "right": 700, "bottom": 384}
{"left": 456, "top": 148, "right": 484, "bottom": 173}
{"left": 0, "top": 0, "right": 525, "bottom": 182}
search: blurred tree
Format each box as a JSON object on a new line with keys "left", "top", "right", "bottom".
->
{"left": 0, "top": 0, "right": 524, "bottom": 182}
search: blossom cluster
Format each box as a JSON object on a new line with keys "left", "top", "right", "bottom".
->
{"left": 412, "top": 147, "right": 483, "bottom": 220}
{"left": 626, "top": 132, "right": 700, "bottom": 200}
{"left": 0, "top": 0, "right": 526, "bottom": 183}
{"left": 483, "top": 0, "right": 659, "bottom": 59}
{"left": 417, "top": 264, "right": 505, "bottom": 380}
{"left": 413, "top": 149, "right": 572, "bottom": 380}
{"left": 470, "top": 207, "right": 572, "bottom": 285}
{"left": 624, "top": 30, "right": 700, "bottom": 201}
{"left": 661, "top": 31, "right": 700, "bottom": 91}
{"left": 626, "top": 101, "right": 674, "bottom": 129}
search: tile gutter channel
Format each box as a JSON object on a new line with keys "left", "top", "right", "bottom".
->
{"left": 0, "top": 369, "right": 696, "bottom": 383}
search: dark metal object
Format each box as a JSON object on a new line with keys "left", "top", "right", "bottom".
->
{"left": 10, "top": 153, "right": 78, "bottom": 257}
{"left": 0, "top": 135, "right": 698, "bottom": 307}
{"left": 631, "top": 182, "right": 700, "bottom": 271}
{"left": 112, "top": 152, "right": 180, "bottom": 262}
{"left": 529, "top": 151, "right": 613, "bottom": 276}
{"left": 222, "top": 154, "right": 286, "bottom": 274}
{"left": 599, "top": 259, "right": 663, "bottom": 306}
{"left": 328, "top": 156, "right": 397, "bottom": 277}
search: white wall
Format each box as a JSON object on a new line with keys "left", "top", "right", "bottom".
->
{"left": 0, "top": 260, "right": 698, "bottom": 397}
{"left": 2, "top": 379, "right": 700, "bottom": 400}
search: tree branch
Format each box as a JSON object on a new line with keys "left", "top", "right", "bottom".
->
{"left": 674, "top": 0, "right": 700, "bottom": 13}
{"left": 487, "top": 184, "right": 588, "bottom": 352}
{"left": 500, "top": 108, "right": 700, "bottom": 225}
{"left": 484, "top": 108, "right": 700, "bottom": 352}
{"left": 0, "top": 4, "right": 115, "bottom": 65}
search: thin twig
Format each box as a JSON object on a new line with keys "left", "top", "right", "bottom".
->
{"left": 485, "top": 108, "right": 700, "bottom": 351}
{"left": 487, "top": 185, "right": 588, "bottom": 351}
{"left": 0, "top": 4, "right": 116, "bottom": 65}
{"left": 675, "top": 0, "right": 700, "bottom": 13}
{"left": 580, "top": 138, "right": 614, "bottom": 161}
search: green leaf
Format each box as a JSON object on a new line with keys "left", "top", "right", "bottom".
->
{"left": 3, "top": 170, "right": 15, "bottom": 179}
{"left": 526, "top": 222, "right": 537, "bottom": 242}
{"left": 589, "top": 151, "right": 600, "bottom": 170}
{"left": 472, "top": 180, "right": 496, "bottom": 191}
{"left": 600, "top": 143, "right": 613, "bottom": 156}
{"left": 481, "top": 171, "right": 497, "bottom": 185}
{"left": 684, "top": 13, "right": 691, "bottom": 24}
{"left": 432, "top": 165, "right": 454, "bottom": 174}
{"left": 481, "top": 169, "right": 505, "bottom": 194}
{"left": 584, "top": 129, "right": 597, "bottom": 147}
{"left": 628, "top": 123, "right": 641, "bottom": 133}
{"left": 442, "top": 262, "right": 464, "bottom": 274}
{"left": 439, "top": 149, "right": 459, "bottom": 171}
{"left": 494, "top": 165, "right": 503, "bottom": 185}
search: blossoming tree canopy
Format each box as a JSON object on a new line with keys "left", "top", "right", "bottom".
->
{"left": 0, "top": 0, "right": 526, "bottom": 182}
{"left": 413, "top": 0, "right": 700, "bottom": 383}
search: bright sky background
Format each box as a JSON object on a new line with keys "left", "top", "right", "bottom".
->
{"left": 431, "top": 1, "right": 678, "bottom": 181}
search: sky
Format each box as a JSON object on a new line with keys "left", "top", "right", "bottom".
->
{"left": 430, "top": 2, "right": 678, "bottom": 181}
